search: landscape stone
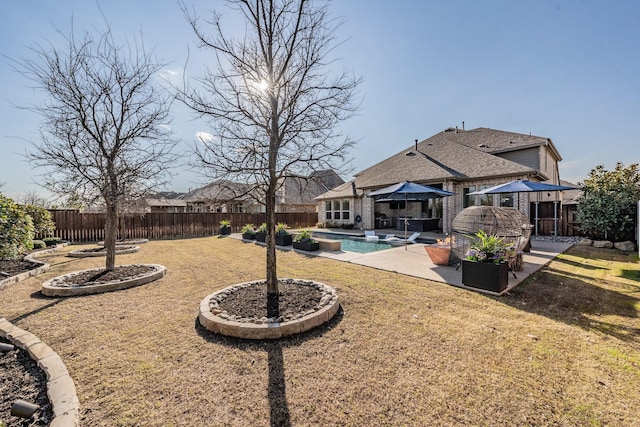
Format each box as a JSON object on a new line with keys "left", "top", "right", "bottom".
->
{"left": 576, "top": 238, "right": 593, "bottom": 246}
{"left": 593, "top": 240, "right": 613, "bottom": 248}
{"left": 614, "top": 241, "right": 636, "bottom": 251}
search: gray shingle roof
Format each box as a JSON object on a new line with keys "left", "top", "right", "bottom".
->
{"left": 315, "top": 180, "right": 363, "bottom": 200}
{"left": 354, "top": 127, "right": 540, "bottom": 189}
{"left": 184, "top": 180, "right": 253, "bottom": 202}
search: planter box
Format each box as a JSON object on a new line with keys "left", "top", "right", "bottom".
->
{"left": 255, "top": 232, "right": 267, "bottom": 243}
{"left": 293, "top": 241, "right": 320, "bottom": 251}
{"left": 276, "top": 233, "right": 293, "bottom": 246}
{"left": 461, "top": 260, "right": 508, "bottom": 293}
{"left": 425, "top": 245, "right": 457, "bottom": 266}
{"left": 220, "top": 225, "right": 231, "bottom": 236}
{"left": 242, "top": 232, "right": 256, "bottom": 240}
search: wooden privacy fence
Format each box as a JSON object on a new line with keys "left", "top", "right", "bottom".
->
{"left": 46, "top": 210, "right": 318, "bottom": 242}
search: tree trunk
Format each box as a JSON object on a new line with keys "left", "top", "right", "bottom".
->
{"left": 265, "top": 186, "right": 279, "bottom": 318}
{"left": 104, "top": 202, "right": 118, "bottom": 272}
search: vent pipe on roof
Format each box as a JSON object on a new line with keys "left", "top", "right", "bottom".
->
{"left": 455, "top": 126, "right": 458, "bottom": 134}
{"left": 462, "top": 121, "right": 465, "bottom": 130}
{"left": 415, "top": 139, "right": 418, "bottom": 150}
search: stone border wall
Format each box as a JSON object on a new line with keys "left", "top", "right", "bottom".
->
{"left": 0, "top": 318, "right": 80, "bottom": 427}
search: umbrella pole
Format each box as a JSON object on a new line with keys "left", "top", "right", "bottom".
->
{"left": 404, "top": 194, "right": 408, "bottom": 250}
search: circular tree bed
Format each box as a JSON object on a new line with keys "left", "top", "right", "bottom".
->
{"left": 68, "top": 245, "right": 139, "bottom": 258}
{"left": 42, "top": 264, "right": 166, "bottom": 297}
{"left": 97, "top": 238, "right": 149, "bottom": 245}
{"left": 199, "top": 278, "right": 340, "bottom": 339}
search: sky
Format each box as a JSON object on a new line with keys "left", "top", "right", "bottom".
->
{"left": 1, "top": 0, "right": 639, "bottom": 202}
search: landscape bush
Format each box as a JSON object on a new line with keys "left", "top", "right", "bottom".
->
{"left": 22, "top": 204, "right": 55, "bottom": 237}
{"left": 0, "top": 194, "right": 35, "bottom": 260}
{"left": 32, "top": 240, "right": 46, "bottom": 249}
{"left": 577, "top": 162, "right": 640, "bottom": 241}
{"left": 43, "top": 237, "right": 62, "bottom": 247}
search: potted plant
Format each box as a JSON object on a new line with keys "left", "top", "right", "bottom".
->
{"left": 424, "top": 235, "right": 459, "bottom": 266}
{"left": 461, "top": 230, "right": 512, "bottom": 292}
{"left": 241, "top": 224, "right": 256, "bottom": 240}
{"left": 219, "top": 219, "right": 231, "bottom": 236}
{"left": 275, "top": 222, "right": 293, "bottom": 246}
{"left": 293, "top": 228, "right": 320, "bottom": 251}
{"left": 255, "top": 223, "right": 268, "bottom": 243}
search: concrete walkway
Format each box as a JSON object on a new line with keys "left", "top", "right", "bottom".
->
{"left": 232, "top": 231, "right": 574, "bottom": 296}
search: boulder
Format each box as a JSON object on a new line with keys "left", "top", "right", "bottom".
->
{"left": 592, "top": 240, "right": 613, "bottom": 249}
{"left": 614, "top": 241, "right": 636, "bottom": 252}
{"left": 576, "top": 238, "right": 593, "bottom": 246}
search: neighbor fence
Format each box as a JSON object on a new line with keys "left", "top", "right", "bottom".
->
{"left": 45, "top": 210, "right": 318, "bottom": 242}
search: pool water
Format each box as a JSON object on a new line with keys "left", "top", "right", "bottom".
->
{"left": 313, "top": 232, "right": 393, "bottom": 254}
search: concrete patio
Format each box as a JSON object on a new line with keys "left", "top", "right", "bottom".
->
{"left": 234, "top": 229, "right": 574, "bottom": 296}
{"left": 318, "top": 236, "right": 573, "bottom": 295}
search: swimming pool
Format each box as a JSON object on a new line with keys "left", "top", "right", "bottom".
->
{"left": 312, "top": 232, "right": 394, "bottom": 254}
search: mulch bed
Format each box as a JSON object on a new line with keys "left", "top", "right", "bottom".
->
{"left": 217, "top": 282, "right": 323, "bottom": 319}
{"left": 74, "top": 245, "right": 137, "bottom": 253}
{"left": 0, "top": 260, "right": 40, "bottom": 278}
{"left": 0, "top": 337, "right": 53, "bottom": 426}
{"left": 62, "top": 265, "right": 156, "bottom": 286}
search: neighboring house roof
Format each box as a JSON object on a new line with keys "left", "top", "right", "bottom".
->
{"left": 354, "top": 127, "right": 540, "bottom": 189}
{"left": 315, "top": 180, "right": 363, "bottom": 200}
{"left": 153, "top": 191, "right": 187, "bottom": 200}
{"left": 184, "top": 180, "right": 255, "bottom": 203}
{"left": 280, "top": 170, "right": 345, "bottom": 204}
{"left": 559, "top": 180, "right": 582, "bottom": 205}
{"left": 146, "top": 198, "right": 188, "bottom": 207}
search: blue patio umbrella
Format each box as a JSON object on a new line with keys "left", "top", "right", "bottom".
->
{"left": 367, "top": 181, "right": 455, "bottom": 249}
{"left": 468, "top": 180, "right": 576, "bottom": 236}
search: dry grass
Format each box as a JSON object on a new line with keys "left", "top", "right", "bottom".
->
{"left": 1, "top": 237, "right": 639, "bottom": 426}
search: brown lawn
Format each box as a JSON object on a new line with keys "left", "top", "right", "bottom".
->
{"left": 1, "top": 238, "right": 639, "bottom": 426}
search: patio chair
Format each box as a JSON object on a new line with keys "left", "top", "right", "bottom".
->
{"left": 381, "top": 234, "right": 396, "bottom": 241}
{"left": 364, "top": 230, "right": 379, "bottom": 242}
{"left": 386, "top": 232, "right": 420, "bottom": 245}
{"left": 405, "top": 232, "right": 421, "bottom": 244}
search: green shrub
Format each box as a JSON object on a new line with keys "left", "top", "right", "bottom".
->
{"left": 22, "top": 204, "right": 55, "bottom": 237}
{"left": 0, "top": 194, "right": 35, "bottom": 260}
{"left": 294, "top": 228, "right": 315, "bottom": 243}
{"left": 241, "top": 224, "right": 255, "bottom": 234}
{"left": 32, "top": 239, "right": 46, "bottom": 249}
{"left": 43, "top": 237, "right": 62, "bottom": 247}
{"left": 276, "top": 222, "right": 288, "bottom": 234}
{"left": 577, "top": 163, "right": 640, "bottom": 240}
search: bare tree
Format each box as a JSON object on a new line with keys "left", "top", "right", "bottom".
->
{"left": 17, "top": 22, "right": 177, "bottom": 271}
{"left": 180, "top": 0, "right": 360, "bottom": 316}
{"left": 19, "top": 191, "right": 50, "bottom": 208}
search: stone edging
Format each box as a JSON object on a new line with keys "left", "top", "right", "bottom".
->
{"left": 0, "top": 245, "right": 64, "bottom": 290}
{"left": 42, "top": 264, "right": 166, "bottom": 297}
{"left": 198, "top": 279, "right": 340, "bottom": 339}
{"left": 67, "top": 245, "right": 140, "bottom": 258}
{"left": 0, "top": 318, "right": 80, "bottom": 427}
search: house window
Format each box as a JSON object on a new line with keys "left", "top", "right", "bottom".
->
{"left": 463, "top": 187, "right": 475, "bottom": 208}
{"left": 464, "top": 185, "right": 492, "bottom": 207}
{"left": 500, "top": 193, "right": 514, "bottom": 207}
{"left": 325, "top": 199, "right": 351, "bottom": 221}
{"left": 342, "top": 200, "right": 350, "bottom": 220}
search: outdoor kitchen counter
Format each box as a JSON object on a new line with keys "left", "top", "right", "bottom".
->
{"left": 396, "top": 217, "right": 440, "bottom": 231}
